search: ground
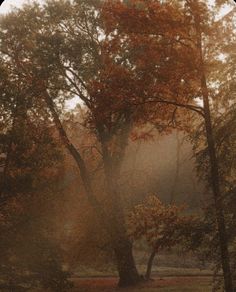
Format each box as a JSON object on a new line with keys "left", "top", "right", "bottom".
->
{"left": 72, "top": 276, "right": 212, "bottom": 291}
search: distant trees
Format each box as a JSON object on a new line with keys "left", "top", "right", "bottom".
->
{"left": 0, "top": 31, "right": 72, "bottom": 290}
{"left": 0, "top": 76, "right": 72, "bottom": 290}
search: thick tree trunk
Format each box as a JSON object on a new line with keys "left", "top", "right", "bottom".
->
{"left": 190, "top": 3, "right": 233, "bottom": 291}
{"left": 103, "top": 170, "right": 140, "bottom": 286}
{"left": 114, "top": 238, "right": 140, "bottom": 287}
{"left": 145, "top": 250, "right": 156, "bottom": 280}
{"left": 108, "top": 192, "right": 140, "bottom": 286}
{"left": 97, "top": 117, "right": 141, "bottom": 287}
{"left": 107, "top": 187, "right": 140, "bottom": 286}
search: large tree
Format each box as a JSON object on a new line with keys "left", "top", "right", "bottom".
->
{"left": 0, "top": 0, "right": 195, "bottom": 286}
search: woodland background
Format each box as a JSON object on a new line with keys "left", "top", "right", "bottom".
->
{"left": 0, "top": 0, "right": 235, "bottom": 291}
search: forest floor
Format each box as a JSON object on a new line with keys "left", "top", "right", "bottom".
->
{"left": 71, "top": 276, "right": 213, "bottom": 291}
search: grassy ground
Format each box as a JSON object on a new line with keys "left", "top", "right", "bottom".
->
{"left": 74, "top": 266, "right": 213, "bottom": 278}
{"left": 72, "top": 276, "right": 213, "bottom": 292}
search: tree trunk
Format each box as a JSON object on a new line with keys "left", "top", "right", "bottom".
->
{"left": 201, "top": 74, "right": 233, "bottom": 292}
{"left": 190, "top": 3, "right": 233, "bottom": 290}
{"left": 145, "top": 250, "right": 156, "bottom": 280}
{"left": 103, "top": 167, "right": 140, "bottom": 287}
{"left": 97, "top": 117, "right": 141, "bottom": 287}
{"left": 114, "top": 238, "right": 140, "bottom": 287}
{"left": 170, "top": 131, "right": 181, "bottom": 204}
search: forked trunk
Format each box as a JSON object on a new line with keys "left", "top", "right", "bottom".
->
{"left": 46, "top": 94, "right": 140, "bottom": 287}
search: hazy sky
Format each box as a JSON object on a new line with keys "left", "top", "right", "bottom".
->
{"left": 0, "top": 0, "right": 32, "bottom": 13}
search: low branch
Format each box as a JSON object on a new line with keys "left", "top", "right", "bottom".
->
{"left": 155, "top": 99, "right": 204, "bottom": 116}
{"left": 132, "top": 98, "right": 205, "bottom": 117}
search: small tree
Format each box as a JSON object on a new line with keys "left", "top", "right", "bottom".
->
{"left": 128, "top": 195, "right": 199, "bottom": 280}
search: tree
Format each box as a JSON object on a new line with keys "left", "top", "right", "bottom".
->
{"left": 185, "top": 1, "right": 235, "bottom": 290}
{"left": 190, "top": 2, "right": 236, "bottom": 289}
{"left": 128, "top": 195, "right": 200, "bottom": 280}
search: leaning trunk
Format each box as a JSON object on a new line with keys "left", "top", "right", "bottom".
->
{"left": 202, "top": 73, "right": 233, "bottom": 292}
{"left": 145, "top": 250, "right": 156, "bottom": 280}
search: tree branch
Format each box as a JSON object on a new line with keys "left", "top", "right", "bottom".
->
{"left": 132, "top": 98, "right": 205, "bottom": 117}
{"left": 43, "top": 91, "right": 101, "bottom": 208}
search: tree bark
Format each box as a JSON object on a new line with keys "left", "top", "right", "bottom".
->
{"left": 145, "top": 250, "right": 157, "bottom": 280}
{"left": 114, "top": 238, "right": 140, "bottom": 287}
{"left": 190, "top": 2, "right": 233, "bottom": 291}
{"left": 95, "top": 112, "right": 141, "bottom": 286}
{"left": 201, "top": 69, "right": 233, "bottom": 292}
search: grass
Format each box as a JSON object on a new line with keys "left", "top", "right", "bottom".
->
{"left": 72, "top": 276, "right": 213, "bottom": 292}
{"left": 138, "top": 266, "right": 213, "bottom": 277}
{"left": 72, "top": 262, "right": 215, "bottom": 291}
{"left": 74, "top": 266, "right": 213, "bottom": 278}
